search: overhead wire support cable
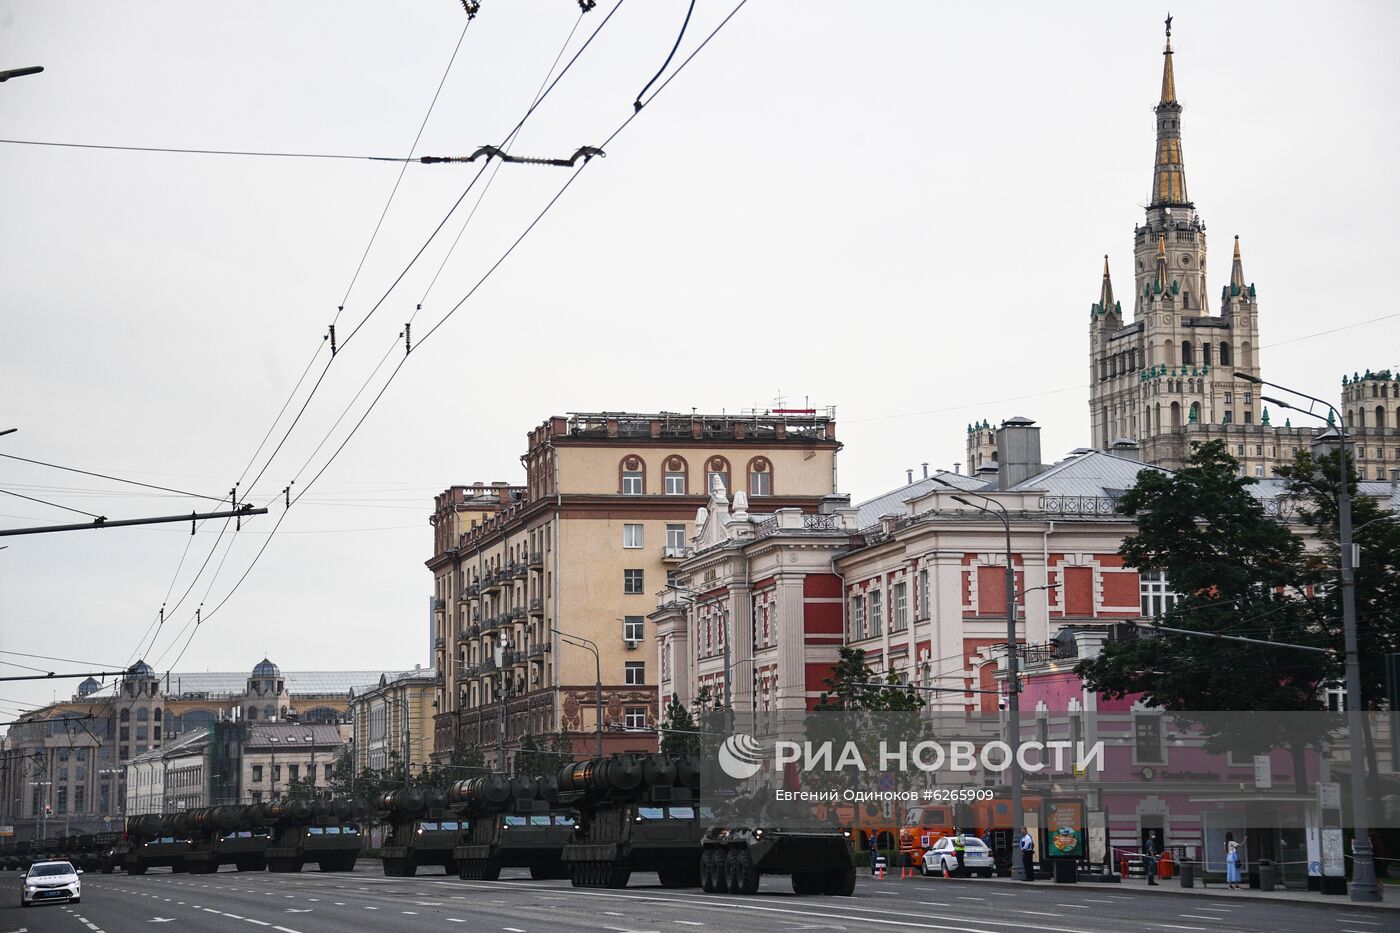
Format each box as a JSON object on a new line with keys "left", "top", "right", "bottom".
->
{"left": 419, "top": 144, "right": 605, "bottom": 167}
{"left": 0, "top": 452, "right": 225, "bottom": 503}
{"left": 631, "top": 0, "right": 696, "bottom": 111}
{"left": 0, "top": 487, "right": 104, "bottom": 520}
{"left": 0, "top": 138, "right": 412, "bottom": 162}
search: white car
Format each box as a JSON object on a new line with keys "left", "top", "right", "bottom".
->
{"left": 20, "top": 859, "right": 82, "bottom": 907}
{"left": 921, "top": 836, "right": 996, "bottom": 878}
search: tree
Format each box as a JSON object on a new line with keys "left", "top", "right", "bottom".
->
{"left": 659, "top": 696, "right": 700, "bottom": 758}
{"left": 514, "top": 732, "right": 575, "bottom": 775}
{"left": 1074, "top": 440, "right": 1330, "bottom": 792}
{"left": 814, "top": 647, "right": 922, "bottom": 712}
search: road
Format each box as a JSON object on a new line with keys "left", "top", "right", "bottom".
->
{"left": 0, "top": 866, "right": 1391, "bottom": 933}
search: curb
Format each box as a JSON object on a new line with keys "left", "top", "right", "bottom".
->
{"left": 922, "top": 875, "right": 1397, "bottom": 912}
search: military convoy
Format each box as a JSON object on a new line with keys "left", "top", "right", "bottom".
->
{"left": 0, "top": 752, "right": 854, "bottom": 895}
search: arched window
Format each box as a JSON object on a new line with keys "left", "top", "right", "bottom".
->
{"left": 1201, "top": 343, "right": 1212, "bottom": 366}
{"left": 1377, "top": 406, "right": 1387, "bottom": 429}
{"left": 1219, "top": 342, "right": 1232, "bottom": 366}
{"left": 662, "top": 455, "right": 688, "bottom": 496}
{"left": 1181, "top": 341, "right": 1193, "bottom": 365}
{"left": 1164, "top": 340, "right": 1175, "bottom": 366}
{"left": 747, "top": 457, "right": 773, "bottom": 497}
{"left": 153, "top": 708, "right": 162, "bottom": 721}
{"left": 119, "top": 709, "right": 130, "bottom": 723}
{"left": 704, "top": 456, "right": 731, "bottom": 496}
{"left": 247, "top": 706, "right": 258, "bottom": 720}
{"left": 264, "top": 706, "right": 276, "bottom": 720}
{"left": 1188, "top": 402, "right": 1200, "bottom": 423}
{"left": 618, "top": 455, "right": 646, "bottom": 495}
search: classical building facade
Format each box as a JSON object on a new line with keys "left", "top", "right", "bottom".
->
{"left": 0, "top": 659, "right": 386, "bottom": 840}
{"left": 348, "top": 669, "right": 436, "bottom": 774}
{"left": 1084, "top": 22, "right": 1398, "bottom": 477}
{"left": 428, "top": 410, "right": 842, "bottom": 769}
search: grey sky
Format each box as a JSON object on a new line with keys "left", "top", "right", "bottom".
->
{"left": 2, "top": 1, "right": 1397, "bottom": 718}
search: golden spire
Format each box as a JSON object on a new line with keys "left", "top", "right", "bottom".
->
{"left": 1229, "top": 235, "right": 1246, "bottom": 292}
{"left": 1154, "top": 235, "right": 1168, "bottom": 293}
{"left": 1099, "top": 255, "right": 1116, "bottom": 312}
{"left": 1160, "top": 14, "right": 1177, "bottom": 103}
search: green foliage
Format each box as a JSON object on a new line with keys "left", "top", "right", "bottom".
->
{"left": 513, "top": 732, "right": 575, "bottom": 776}
{"left": 815, "top": 646, "right": 922, "bottom": 712}
{"left": 1075, "top": 440, "right": 1330, "bottom": 762}
{"left": 659, "top": 695, "right": 700, "bottom": 758}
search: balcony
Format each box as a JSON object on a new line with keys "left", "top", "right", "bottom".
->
{"left": 434, "top": 637, "right": 445, "bottom": 650}
{"left": 507, "top": 607, "right": 526, "bottom": 622}
{"left": 503, "top": 649, "right": 526, "bottom": 666}
{"left": 481, "top": 615, "right": 499, "bottom": 632}
{"left": 479, "top": 657, "right": 497, "bottom": 673}
{"left": 509, "top": 562, "right": 527, "bottom": 579}
{"left": 528, "top": 551, "right": 544, "bottom": 569}
{"left": 467, "top": 582, "right": 482, "bottom": 597}
{"left": 433, "top": 597, "right": 447, "bottom": 611}
{"left": 529, "top": 597, "right": 544, "bottom": 616}
{"left": 528, "top": 643, "right": 550, "bottom": 658}
{"left": 484, "top": 572, "right": 504, "bottom": 592}
{"left": 662, "top": 546, "right": 688, "bottom": 562}
{"left": 462, "top": 624, "right": 480, "bottom": 639}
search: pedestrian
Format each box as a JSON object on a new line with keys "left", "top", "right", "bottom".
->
{"left": 1143, "top": 831, "right": 1159, "bottom": 886}
{"left": 869, "top": 834, "right": 880, "bottom": 876}
{"left": 1018, "top": 826, "right": 1035, "bottom": 881}
{"left": 1225, "top": 832, "right": 1245, "bottom": 890}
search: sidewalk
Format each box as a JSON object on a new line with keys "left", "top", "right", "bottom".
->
{"left": 931, "top": 872, "right": 1400, "bottom": 911}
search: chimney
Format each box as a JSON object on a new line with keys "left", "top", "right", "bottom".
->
{"left": 921, "top": 463, "right": 929, "bottom": 479}
{"left": 995, "top": 416, "right": 1042, "bottom": 491}
{"left": 906, "top": 469, "right": 914, "bottom": 485}
{"left": 1108, "top": 438, "right": 1141, "bottom": 462}
{"left": 953, "top": 463, "right": 961, "bottom": 474}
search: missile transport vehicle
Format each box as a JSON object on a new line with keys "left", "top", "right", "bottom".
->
{"left": 378, "top": 788, "right": 465, "bottom": 876}
{"left": 180, "top": 805, "right": 270, "bottom": 874}
{"left": 123, "top": 814, "right": 190, "bottom": 875}
{"left": 265, "top": 799, "right": 361, "bottom": 873}
{"left": 450, "top": 774, "right": 574, "bottom": 880}
{"left": 558, "top": 754, "right": 707, "bottom": 889}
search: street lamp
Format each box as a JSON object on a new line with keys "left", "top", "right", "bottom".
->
{"left": 932, "top": 477, "right": 1031, "bottom": 880}
{"left": 550, "top": 628, "right": 602, "bottom": 757}
{"left": 1237, "top": 371, "right": 1380, "bottom": 902}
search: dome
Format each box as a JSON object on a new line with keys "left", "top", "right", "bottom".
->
{"left": 252, "top": 658, "right": 280, "bottom": 678}
{"left": 76, "top": 676, "right": 101, "bottom": 698}
{"left": 128, "top": 660, "right": 154, "bottom": 677}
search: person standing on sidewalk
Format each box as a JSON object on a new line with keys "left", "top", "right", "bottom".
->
{"left": 1225, "top": 832, "right": 1245, "bottom": 890}
{"left": 1143, "top": 831, "right": 1160, "bottom": 886}
{"left": 1018, "top": 827, "right": 1035, "bottom": 881}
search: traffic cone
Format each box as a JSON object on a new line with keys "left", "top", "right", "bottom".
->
{"left": 943, "top": 862, "right": 950, "bottom": 879}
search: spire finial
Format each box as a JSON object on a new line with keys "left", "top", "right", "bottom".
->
{"left": 1229, "top": 234, "right": 1246, "bottom": 294}
{"left": 1098, "top": 254, "right": 1116, "bottom": 314}
{"left": 1160, "top": 13, "right": 1177, "bottom": 103}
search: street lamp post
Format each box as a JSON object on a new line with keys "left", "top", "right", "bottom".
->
{"left": 1237, "top": 371, "right": 1380, "bottom": 902}
{"left": 930, "top": 478, "right": 1030, "bottom": 880}
{"left": 0, "top": 66, "right": 43, "bottom": 83}
{"left": 550, "top": 628, "right": 602, "bottom": 757}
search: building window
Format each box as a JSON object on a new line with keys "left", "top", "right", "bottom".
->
{"left": 747, "top": 457, "right": 772, "bottom": 496}
{"left": 1139, "top": 570, "right": 1179, "bottom": 618}
{"left": 623, "top": 616, "right": 645, "bottom": 642}
{"left": 869, "top": 589, "right": 883, "bottom": 636}
{"left": 704, "top": 457, "right": 731, "bottom": 495}
{"left": 252, "top": 790, "right": 263, "bottom": 803}
{"left": 625, "top": 662, "right": 645, "bottom": 685}
{"left": 1224, "top": 391, "right": 1232, "bottom": 404}
{"left": 324, "top": 764, "right": 332, "bottom": 782}
{"left": 624, "top": 569, "right": 645, "bottom": 594}
{"left": 666, "top": 523, "right": 686, "bottom": 552}
{"left": 918, "top": 568, "right": 930, "bottom": 619}
{"left": 623, "top": 523, "right": 644, "bottom": 548}
{"left": 1135, "top": 716, "right": 1165, "bottom": 763}
{"left": 892, "top": 582, "right": 908, "bottom": 632}
{"left": 624, "top": 707, "right": 647, "bottom": 729}
{"left": 850, "top": 595, "right": 865, "bottom": 640}
{"left": 273, "top": 764, "right": 282, "bottom": 782}
{"left": 253, "top": 765, "right": 263, "bottom": 782}
{"left": 288, "top": 764, "right": 300, "bottom": 781}
{"left": 663, "top": 456, "right": 687, "bottom": 495}
{"left": 620, "top": 455, "right": 646, "bottom": 495}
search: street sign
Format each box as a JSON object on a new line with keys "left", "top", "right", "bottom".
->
{"left": 1252, "top": 755, "right": 1272, "bottom": 789}
{"left": 1317, "top": 782, "right": 1341, "bottom": 811}
{"left": 1321, "top": 827, "right": 1345, "bottom": 877}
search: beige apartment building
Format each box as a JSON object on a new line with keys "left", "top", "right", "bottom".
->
{"left": 428, "top": 410, "right": 842, "bottom": 769}
{"left": 348, "top": 669, "right": 436, "bottom": 775}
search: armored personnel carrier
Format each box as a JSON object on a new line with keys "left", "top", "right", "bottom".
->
{"left": 700, "top": 786, "right": 855, "bottom": 896}
{"left": 558, "top": 753, "right": 707, "bottom": 889}
{"left": 265, "top": 799, "right": 361, "bottom": 873}
{"left": 180, "top": 805, "right": 271, "bottom": 874}
{"left": 123, "top": 814, "right": 190, "bottom": 875}
{"left": 450, "top": 774, "right": 574, "bottom": 880}
{"left": 378, "top": 787, "right": 464, "bottom": 876}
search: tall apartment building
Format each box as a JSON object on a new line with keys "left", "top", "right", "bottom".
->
{"left": 1080, "top": 20, "right": 1400, "bottom": 478}
{"left": 428, "top": 410, "right": 842, "bottom": 769}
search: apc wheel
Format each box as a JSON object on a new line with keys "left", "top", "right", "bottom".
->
{"left": 791, "top": 872, "right": 821, "bottom": 895}
{"left": 727, "top": 848, "right": 759, "bottom": 895}
{"left": 820, "top": 863, "right": 856, "bottom": 896}
{"left": 127, "top": 863, "right": 148, "bottom": 876}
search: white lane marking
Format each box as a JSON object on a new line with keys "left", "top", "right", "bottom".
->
{"left": 245, "top": 922, "right": 271, "bottom": 928}
{"left": 334, "top": 902, "right": 346, "bottom": 906}
{"left": 1178, "top": 917, "right": 1221, "bottom": 921}
{"left": 674, "top": 923, "right": 704, "bottom": 927}
{"left": 917, "top": 902, "right": 951, "bottom": 907}
{"left": 364, "top": 906, "right": 378, "bottom": 910}
{"left": 148, "top": 919, "right": 176, "bottom": 924}
{"left": 448, "top": 921, "right": 467, "bottom": 925}
{"left": 504, "top": 928, "right": 526, "bottom": 932}
{"left": 1189, "top": 908, "right": 1232, "bottom": 913}
{"left": 955, "top": 896, "right": 985, "bottom": 901}
{"left": 285, "top": 908, "right": 312, "bottom": 913}
{"left": 984, "top": 892, "right": 1018, "bottom": 897}
{"left": 273, "top": 927, "right": 304, "bottom": 933}
{"left": 402, "top": 911, "right": 418, "bottom": 915}
{"left": 1153, "top": 927, "right": 1206, "bottom": 932}
{"left": 1016, "top": 912, "right": 1064, "bottom": 918}
{"left": 1056, "top": 905, "right": 1091, "bottom": 910}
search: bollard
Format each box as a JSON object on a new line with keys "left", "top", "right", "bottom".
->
{"left": 1179, "top": 861, "right": 1194, "bottom": 889}
{"left": 1119, "top": 854, "right": 1129, "bottom": 880}
{"left": 1258, "top": 860, "right": 1276, "bottom": 892}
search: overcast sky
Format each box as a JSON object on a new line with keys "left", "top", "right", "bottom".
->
{"left": 2, "top": 1, "right": 1397, "bottom": 718}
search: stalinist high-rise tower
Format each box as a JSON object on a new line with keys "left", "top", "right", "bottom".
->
{"left": 1088, "top": 18, "right": 1280, "bottom": 475}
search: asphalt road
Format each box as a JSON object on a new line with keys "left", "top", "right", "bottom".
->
{"left": 0, "top": 866, "right": 1392, "bottom": 933}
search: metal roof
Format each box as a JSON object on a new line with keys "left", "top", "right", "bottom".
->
{"left": 855, "top": 471, "right": 986, "bottom": 529}
{"left": 1004, "top": 450, "right": 1166, "bottom": 496}
{"left": 85, "top": 670, "right": 395, "bottom": 700}
{"left": 244, "top": 722, "right": 345, "bottom": 749}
